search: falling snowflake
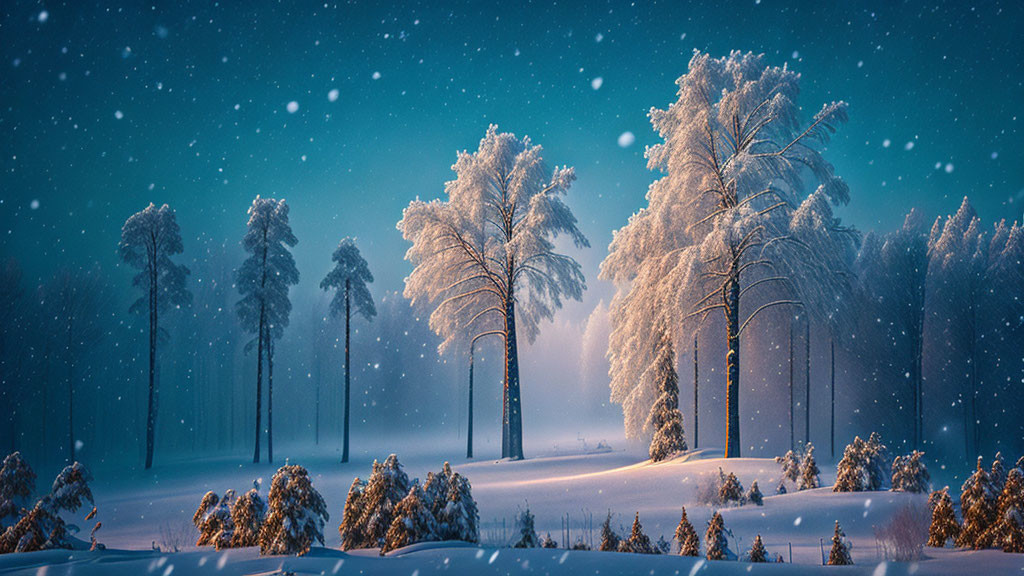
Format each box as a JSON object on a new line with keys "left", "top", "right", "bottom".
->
{"left": 591, "top": 77, "right": 603, "bottom": 90}
{"left": 617, "top": 131, "right": 635, "bottom": 147}
{"left": 286, "top": 101, "right": 299, "bottom": 113}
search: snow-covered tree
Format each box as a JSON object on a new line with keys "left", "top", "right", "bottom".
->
{"left": 864, "top": 433, "right": 889, "bottom": 491}
{"left": 704, "top": 511, "right": 732, "bottom": 560}
{"left": 656, "top": 535, "right": 671, "bottom": 554}
{"left": 230, "top": 486, "right": 266, "bottom": 548}
{"left": 258, "top": 464, "right": 328, "bottom": 556}
{"left": 598, "top": 512, "right": 619, "bottom": 552}
{"left": 957, "top": 457, "right": 998, "bottom": 549}
{"left": 927, "top": 487, "right": 960, "bottom": 548}
{"left": 540, "top": 532, "right": 558, "bottom": 548}
{"left": 358, "top": 455, "right": 410, "bottom": 548}
{"left": 776, "top": 479, "right": 787, "bottom": 495}
{"left": 320, "top": 237, "right": 376, "bottom": 464}
{"left": 120, "top": 203, "right": 191, "bottom": 470}
{"left": 991, "top": 452, "right": 1007, "bottom": 495}
{"left": 193, "top": 490, "right": 235, "bottom": 549}
{"left": 798, "top": 443, "right": 820, "bottom": 490}
{"left": 892, "top": 451, "right": 931, "bottom": 494}
{"left": 513, "top": 506, "right": 540, "bottom": 548}
{"left": 235, "top": 196, "right": 299, "bottom": 464}
{"left": 747, "top": 481, "right": 763, "bottom": 506}
{"left": 618, "top": 512, "right": 657, "bottom": 554}
{"left": 835, "top": 435, "right": 888, "bottom": 492}
{"left": 423, "top": 462, "right": 452, "bottom": 519}
{"left": 647, "top": 328, "right": 687, "bottom": 462}
{"left": 675, "top": 506, "right": 699, "bottom": 556}
{"left": 719, "top": 472, "right": 745, "bottom": 505}
{"left": 381, "top": 483, "right": 438, "bottom": 554}
{"left": 398, "top": 126, "right": 588, "bottom": 460}
{"left": 339, "top": 477, "right": 368, "bottom": 550}
{"left": 0, "top": 453, "right": 35, "bottom": 528}
{"left": 981, "top": 468, "right": 1024, "bottom": 552}
{"left": 438, "top": 469, "right": 479, "bottom": 543}
{"left": 601, "top": 51, "right": 852, "bottom": 457}
{"left": 776, "top": 450, "right": 800, "bottom": 483}
{"left": 747, "top": 534, "right": 767, "bottom": 562}
{"left": 0, "top": 462, "right": 93, "bottom": 553}
{"left": 827, "top": 521, "right": 853, "bottom": 565}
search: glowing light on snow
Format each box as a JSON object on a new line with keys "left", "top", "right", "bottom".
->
{"left": 688, "top": 559, "right": 706, "bottom": 576}
{"left": 475, "top": 549, "right": 485, "bottom": 559}
{"left": 286, "top": 101, "right": 299, "bottom": 113}
{"left": 372, "top": 71, "right": 382, "bottom": 80}
{"left": 617, "top": 131, "right": 635, "bottom": 148}
{"left": 591, "top": 77, "right": 603, "bottom": 90}
{"left": 38, "top": 10, "right": 49, "bottom": 23}
{"left": 793, "top": 516, "right": 802, "bottom": 526}
{"left": 328, "top": 88, "right": 340, "bottom": 102}
{"left": 30, "top": 199, "right": 40, "bottom": 210}
{"left": 114, "top": 110, "right": 124, "bottom": 120}
{"left": 488, "top": 551, "right": 499, "bottom": 564}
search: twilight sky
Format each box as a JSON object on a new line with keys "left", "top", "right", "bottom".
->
{"left": 2, "top": 0, "right": 1022, "bottom": 320}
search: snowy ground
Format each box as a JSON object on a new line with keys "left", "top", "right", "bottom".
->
{"left": 2, "top": 445, "right": 1022, "bottom": 575}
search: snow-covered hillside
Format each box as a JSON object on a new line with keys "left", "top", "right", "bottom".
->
{"left": 1, "top": 447, "right": 1021, "bottom": 575}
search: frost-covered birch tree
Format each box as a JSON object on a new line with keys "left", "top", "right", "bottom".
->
{"left": 398, "top": 125, "right": 588, "bottom": 460}
{"left": 235, "top": 197, "right": 298, "bottom": 464}
{"left": 601, "top": 51, "right": 852, "bottom": 457}
{"left": 119, "top": 203, "right": 191, "bottom": 469}
{"left": 320, "top": 237, "right": 376, "bottom": 464}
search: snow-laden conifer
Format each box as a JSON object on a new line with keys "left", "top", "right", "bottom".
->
{"left": 891, "top": 451, "right": 931, "bottom": 493}
{"left": 0, "top": 453, "right": 35, "bottom": 528}
{"left": 927, "top": 487, "right": 960, "bottom": 547}
{"left": 704, "top": 511, "right": 732, "bottom": 560}
{"left": 0, "top": 462, "right": 93, "bottom": 553}
{"left": 230, "top": 487, "right": 266, "bottom": 548}
{"left": 618, "top": 512, "right": 657, "bottom": 554}
{"left": 399, "top": 125, "right": 588, "bottom": 461}
{"left": 439, "top": 469, "right": 479, "bottom": 543}
{"left": 827, "top": 521, "right": 853, "bottom": 565}
{"left": 513, "top": 506, "right": 540, "bottom": 548}
{"left": 719, "top": 472, "right": 745, "bottom": 505}
{"left": 235, "top": 196, "right": 298, "bottom": 464}
{"left": 957, "top": 457, "right": 998, "bottom": 549}
{"left": 540, "top": 532, "right": 558, "bottom": 548}
{"left": 339, "top": 477, "right": 367, "bottom": 550}
{"left": 775, "top": 450, "right": 800, "bottom": 483}
{"left": 981, "top": 468, "right": 1024, "bottom": 552}
{"left": 381, "top": 483, "right": 438, "bottom": 554}
{"left": 991, "top": 452, "right": 1007, "bottom": 495}
{"left": 601, "top": 51, "right": 853, "bottom": 457}
{"left": 747, "top": 481, "right": 764, "bottom": 506}
{"left": 193, "top": 489, "right": 235, "bottom": 549}
{"left": 258, "top": 465, "right": 328, "bottom": 556}
{"left": 120, "top": 203, "right": 191, "bottom": 469}
{"left": 747, "top": 534, "right": 767, "bottom": 562}
{"left": 598, "top": 512, "right": 619, "bottom": 551}
{"left": 358, "top": 455, "right": 410, "bottom": 548}
{"left": 798, "top": 443, "right": 820, "bottom": 490}
{"left": 675, "top": 506, "right": 699, "bottom": 556}
{"left": 320, "top": 237, "right": 375, "bottom": 463}
{"left": 647, "top": 328, "right": 687, "bottom": 462}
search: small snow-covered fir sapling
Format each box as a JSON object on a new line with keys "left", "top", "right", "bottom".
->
{"left": 927, "top": 487, "right": 960, "bottom": 548}
{"left": 675, "top": 506, "right": 700, "bottom": 556}
{"left": 834, "top": 436, "right": 868, "bottom": 492}
{"left": 891, "top": 451, "right": 931, "bottom": 493}
{"left": 981, "top": 468, "right": 1024, "bottom": 553}
{"left": 598, "top": 512, "right": 619, "bottom": 552}
{"left": 991, "top": 452, "right": 1007, "bottom": 495}
{"left": 956, "top": 457, "right": 998, "bottom": 550}
{"left": 381, "top": 483, "right": 439, "bottom": 554}
{"left": 719, "top": 472, "right": 746, "bottom": 505}
{"left": 798, "top": 443, "right": 820, "bottom": 490}
{"left": 571, "top": 538, "right": 591, "bottom": 551}
{"left": 618, "top": 512, "right": 657, "bottom": 554}
{"left": 258, "top": 464, "right": 329, "bottom": 556}
{"left": 0, "top": 452, "right": 35, "bottom": 528}
{"left": 656, "top": 535, "right": 671, "bottom": 554}
{"left": 776, "top": 479, "right": 788, "bottom": 495}
{"left": 704, "top": 511, "right": 733, "bottom": 561}
{"left": 827, "top": 521, "right": 853, "bottom": 565}
{"left": 749, "top": 477, "right": 765, "bottom": 504}
{"left": 513, "top": 506, "right": 540, "bottom": 548}
{"left": 747, "top": 534, "right": 767, "bottom": 562}
{"left": 864, "top": 432, "right": 889, "bottom": 491}
{"left": 775, "top": 450, "right": 801, "bottom": 484}
{"left": 230, "top": 486, "right": 266, "bottom": 548}
{"left": 193, "top": 489, "right": 235, "bottom": 549}
{"left": 646, "top": 328, "right": 687, "bottom": 462}
{"left": 540, "top": 533, "right": 559, "bottom": 549}
{"left": 0, "top": 462, "right": 94, "bottom": 554}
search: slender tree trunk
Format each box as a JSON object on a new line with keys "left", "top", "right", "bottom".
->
{"left": 830, "top": 338, "right": 835, "bottom": 460}
{"left": 314, "top": 352, "right": 320, "bottom": 446}
{"left": 467, "top": 342, "right": 474, "bottom": 459}
{"left": 724, "top": 275, "right": 741, "bottom": 458}
{"left": 267, "top": 327, "right": 273, "bottom": 464}
{"left": 342, "top": 279, "right": 351, "bottom": 463}
{"left": 145, "top": 257, "right": 158, "bottom": 469}
{"left": 504, "top": 285, "right": 524, "bottom": 461}
{"left": 253, "top": 306, "right": 264, "bottom": 464}
{"left": 805, "top": 318, "right": 810, "bottom": 446}
{"left": 966, "top": 302, "right": 978, "bottom": 458}
{"left": 789, "top": 317, "right": 794, "bottom": 451}
{"left": 693, "top": 335, "right": 698, "bottom": 449}
{"left": 67, "top": 315, "right": 74, "bottom": 464}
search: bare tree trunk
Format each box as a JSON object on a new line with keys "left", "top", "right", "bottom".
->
{"left": 314, "top": 348, "right": 320, "bottom": 446}
{"left": 267, "top": 327, "right": 274, "bottom": 464}
{"left": 966, "top": 302, "right": 978, "bottom": 458}
{"left": 253, "top": 306, "right": 264, "bottom": 464}
{"left": 830, "top": 338, "right": 835, "bottom": 460}
{"left": 789, "top": 317, "right": 794, "bottom": 451}
{"left": 145, "top": 257, "right": 158, "bottom": 469}
{"left": 805, "top": 318, "right": 810, "bottom": 446}
{"left": 693, "top": 335, "right": 698, "bottom": 449}
{"left": 342, "top": 279, "right": 351, "bottom": 463}
{"left": 724, "top": 275, "right": 741, "bottom": 458}
{"left": 504, "top": 286, "right": 524, "bottom": 461}
{"left": 67, "top": 314, "right": 74, "bottom": 464}
{"left": 467, "top": 342, "right": 474, "bottom": 459}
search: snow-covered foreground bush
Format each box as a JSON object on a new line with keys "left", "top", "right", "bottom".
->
{"left": 0, "top": 458, "right": 96, "bottom": 554}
